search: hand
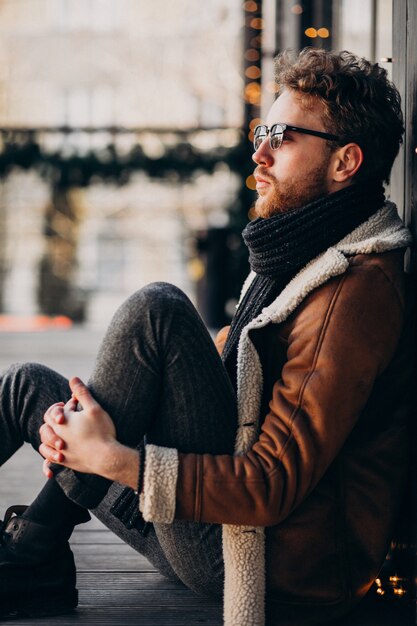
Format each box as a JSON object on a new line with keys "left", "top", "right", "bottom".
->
{"left": 39, "top": 377, "right": 117, "bottom": 477}
{"left": 39, "top": 401, "right": 66, "bottom": 478}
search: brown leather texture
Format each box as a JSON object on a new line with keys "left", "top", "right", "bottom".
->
{"left": 176, "top": 249, "right": 412, "bottom": 623}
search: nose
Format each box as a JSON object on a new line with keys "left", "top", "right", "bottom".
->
{"left": 252, "top": 139, "right": 274, "bottom": 167}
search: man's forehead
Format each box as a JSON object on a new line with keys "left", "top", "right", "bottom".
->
{"left": 265, "top": 89, "right": 325, "bottom": 129}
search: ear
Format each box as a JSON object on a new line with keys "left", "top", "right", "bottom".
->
{"left": 329, "top": 143, "right": 363, "bottom": 184}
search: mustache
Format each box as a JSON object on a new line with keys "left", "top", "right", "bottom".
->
{"left": 254, "top": 167, "right": 276, "bottom": 183}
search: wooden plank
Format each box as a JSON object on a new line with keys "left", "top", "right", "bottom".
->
{"left": 1, "top": 446, "right": 46, "bottom": 507}
{"left": 79, "top": 589, "right": 220, "bottom": 607}
{"left": 78, "top": 571, "right": 185, "bottom": 589}
{"left": 71, "top": 543, "right": 154, "bottom": 571}
{"left": 0, "top": 607, "right": 223, "bottom": 626}
{"left": 0, "top": 329, "right": 103, "bottom": 381}
{"left": 0, "top": 573, "right": 222, "bottom": 626}
{"left": 70, "top": 530, "right": 127, "bottom": 544}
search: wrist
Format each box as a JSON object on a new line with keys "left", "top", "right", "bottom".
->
{"left": 95, "top": 439, "right": 140, "bottom": 490}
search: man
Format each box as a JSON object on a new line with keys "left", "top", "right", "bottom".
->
{"left": 0, "top": 48, "right": 413, "bottom": 625}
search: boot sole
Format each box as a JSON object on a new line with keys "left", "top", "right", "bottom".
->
{"left": 0, "top": 588, "right": 78, "bottom": 620}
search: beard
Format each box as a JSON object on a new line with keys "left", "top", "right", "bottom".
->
{"left": 254, "top": 157, "right": 331, "bottom": 218}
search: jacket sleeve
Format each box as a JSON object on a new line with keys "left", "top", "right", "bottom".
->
{"left": 140, "top": 266, "right": 404, "bottom": 526}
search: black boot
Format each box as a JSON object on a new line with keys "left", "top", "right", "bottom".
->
{"left": 0, "top": 504, "right": 90, "bottom": 619}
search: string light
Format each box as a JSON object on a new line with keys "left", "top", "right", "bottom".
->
{"left": 317, "top": 27, "right": 330, "bottom": 38}
{"left": 245, "top": 49, "right": 260, "bottom": 62}
{"left": 187, "top": 258, "right": 205, "bottom": 281}
{"left": 305, "top": 27, "right": 330, "bottom": 39}
{"left": 243, "top": 0, "right": 257, "bottom": 11}
{"left": 291, "top": 4, "right": 303, "bottom": 14}
{"left": 249, "top": 118, "right": 262, "bottom": 129}
{"left": 245, "top": 65, "right": 261, "bottom": 79}
{"left": 248, "top": 118, "right": 262, "bottom": 142}
{"left": 250, "top": 17, "right": 263, "bottom": 29}
{"left": 245, "top": 82, "right": 261, "bottom": 105}
{"left": 376, "top": 573, "right": 410, "bottom": 598}
{"left": 393, "top": 588, "right": 406, "bottom": 596}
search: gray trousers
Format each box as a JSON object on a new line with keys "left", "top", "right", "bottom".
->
{"left": 0, "top": 283, "right": 238, "bottom": 598}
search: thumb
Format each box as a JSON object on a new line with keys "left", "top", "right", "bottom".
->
{"left": 69, "top": 377, "right": 98, "bottom": 409}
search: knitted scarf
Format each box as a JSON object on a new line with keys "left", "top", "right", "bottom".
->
{"left": 221, "top": 180, "right": 386, "bottom": 388}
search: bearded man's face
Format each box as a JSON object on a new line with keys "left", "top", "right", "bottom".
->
{"left": 252, "top": 89, "right": 334, "bottom": 217}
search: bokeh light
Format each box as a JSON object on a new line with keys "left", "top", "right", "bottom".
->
{"left": 244, "top": 82, "right": 262, "bottom": 105}
{"left": 243, "top": 0, "right": 257, "bottom": 11}
{"left": 250, "top": 17, "right": 264, "bottom": 29}
{"left": 245, "top": 65, "right": 262, "bottom": 79}
{"left": 249, "top": 118, "right": 262, "bottom": 129}
{"left": 245, "top": 174, "right": 256, "bottom": 190}
{"left": 317, "top": 28, "right": 330, "bottom": 38}
{"left": 245, "top": 49, "right": 260, "bottom": 62}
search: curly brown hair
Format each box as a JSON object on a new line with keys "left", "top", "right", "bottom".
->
{"left": 274, "top": 48, "right": 404, "bottom": 184}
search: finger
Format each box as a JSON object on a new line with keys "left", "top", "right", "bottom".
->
{"left": 42, "top": 459, "right": 54, "bottom": 479}
{"left": 46, "top": 404, "right": 66, "bottom": 425}
{"left": 39, "top": 423, "right": 65, "bottom": 450}
{"left": 44, "top": 404, "right": 65, "bottom": 424}
{"left": 63, "top": 397, "right": 77, "bottom": 421}
{"left": 43, "top": 402, "right": 65, "bottom": 422}
{"left": 69, "top": 377, "right": 98, "bottom": 410}
{"left": 64, "top": 396, "right": 77, "bottom": 412}
{"left": 39, "top": 442, "right": 65, "bottom": 464}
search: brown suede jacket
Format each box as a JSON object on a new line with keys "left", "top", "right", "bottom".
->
{"left": 140, "top": 204, "right": 413, "bottom": 625}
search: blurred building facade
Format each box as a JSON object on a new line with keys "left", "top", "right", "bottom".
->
{"left": 0, "top": 0, "right": 244, "bottom": 326}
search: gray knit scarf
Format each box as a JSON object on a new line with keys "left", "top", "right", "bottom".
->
{"left": 221, "top": 180, "right": 386, "bottom": 388}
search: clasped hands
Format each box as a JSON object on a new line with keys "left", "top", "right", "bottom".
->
{"left": 39, "top": 378, "right": 140, "bottom": 489}
{"left": 39, "top": 377, "right": 118, "bottom": 480}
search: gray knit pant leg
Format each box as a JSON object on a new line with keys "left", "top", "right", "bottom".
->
{"left": 0, "top": 282, "right": 238, "bottom": 598}
{"left": 0, "top": 362, "right": 182, "bottom": 588}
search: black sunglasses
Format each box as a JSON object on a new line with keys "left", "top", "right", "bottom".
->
{"left": 253, "top": 123, "right": 340, "bottom": 151}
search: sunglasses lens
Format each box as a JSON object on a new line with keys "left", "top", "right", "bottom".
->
{"left": 270, "top": 132, "right": 283, "bottom": 150}
{"left": 253, "top": 126, "right": 267, "bottom": 151}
